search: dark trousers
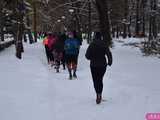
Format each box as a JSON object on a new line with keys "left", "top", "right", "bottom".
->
{"left": 45, "top": 45, "right": 50, "bottom": 63}
{"left": 65, "top": 54, "right": 78, "bottom": 77}
{"left": 48, "top": 51, "right": 54, "bottom": 62}
{"left": 61, "top": 51, "right": 66, "bottom": 69}
{"left": 90, "top": 66, "right": 106, "bottom": 94}
{"left": 65, "top": 54, "right": 78, "bottom": 65}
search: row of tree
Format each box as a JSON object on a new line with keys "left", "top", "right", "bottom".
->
{"left": 0, "top": 0, "right": 113, "bottom": 58}
{"left": 0, "top": 0, "right": 38, "bottom": 58}
{"left": 108, "top": 0, "right": 160, "bottom": 54}
{"left": 1, "top": 0, "right": 160, "bottom": 57}
{"left": 108, "top": 0, "right": 160, "bottom": 38}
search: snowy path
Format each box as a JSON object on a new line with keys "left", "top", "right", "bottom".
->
{"left": 0, "top": 39, "right": 160, "bottom": 120}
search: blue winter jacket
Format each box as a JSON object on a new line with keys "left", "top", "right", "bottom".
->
{"left": 64, "top": 38, "right": 80, "bottom": 55}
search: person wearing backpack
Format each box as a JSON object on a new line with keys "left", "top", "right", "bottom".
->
{"left": 64, "top": 32, "right": 80, "bottom": 80}
{"left": 85, "top": 32, "right": 113, "bottom": 104}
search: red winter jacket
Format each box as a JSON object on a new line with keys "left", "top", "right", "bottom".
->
{"left": 47, "top": 36, "right": 57, "bottom": 50}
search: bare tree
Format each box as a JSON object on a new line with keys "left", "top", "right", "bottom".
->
{"left": 95, "top": 0, "right": 112, "bottom": 47}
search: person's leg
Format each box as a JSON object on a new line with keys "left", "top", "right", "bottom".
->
{"left": 45, "top": 46, "right": 50, "bottom": 64}
{"left": 48, "top": 51, "right": 52, "bottom": 65}
{"left": 76, "top": 51, "right": 79, "bottom": 65}
{"left": 68, "top": 68, "right": 72, "bottom": 79}
{"left": 73, "top": 55, "right": 78, "bottom": 78}
{"left": 97, "top": 67, "right": 106, "bottom": 94}
{"left": 49, "top": 51, "right": 54, "bottom": 67}
{"left": 96, "top": 67, "right": 106, "bottom": 104}
{"left": 90, "top": 66, "right": 106, "bottom": 104}
{"left": 55, "top": 60, "right": 60, "bottom": 72}
{"left": 55, "top": 52, "right": 61, "bottom": 72}
{"left": 90, "top": 67, "right": 100, "bottom": 94}
{"left": 66, "top": 55, "right": 72, "bottom": 79}
{"left": 62, "top": 59, "right": 66, "bottom": 70}
{"left": 61, "top": 51, "right": 66, "bottom": 70}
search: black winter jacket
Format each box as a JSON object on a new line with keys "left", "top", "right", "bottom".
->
{"left": 85, "top": 40, "right": 113, "bottom": 67}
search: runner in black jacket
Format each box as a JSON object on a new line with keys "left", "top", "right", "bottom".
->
{"left": 85, "top": 32, "right": 113, "bottom": 104}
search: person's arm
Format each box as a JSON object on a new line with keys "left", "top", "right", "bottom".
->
{"left": 85, "top": 45, "right": 92, "bottom": 60}
{"left": 106, "top": 47, "right": 113, "bottom": 66}
{"left": 75, "top": 39, "right": 80, "bottom": 49}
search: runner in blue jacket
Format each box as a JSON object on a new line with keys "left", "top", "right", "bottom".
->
{"left": 64, "top": 32, "right": 80, "bottom": 80}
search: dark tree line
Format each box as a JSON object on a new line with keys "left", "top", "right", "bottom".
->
{"left": 1, "top": 0, "right": 160, "bottom": 57}
{"left": 0, "top": 0, "right": 35, "bottom": 59}
{"left": 107, "top": 0, "right": 160, "bottom": 55}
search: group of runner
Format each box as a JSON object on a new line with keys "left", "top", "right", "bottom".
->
{"left": 43, "top": 31, "right": 82, "bottom": 80}
{"left": 43, "top": 31, "right": 113, "bottom": 104}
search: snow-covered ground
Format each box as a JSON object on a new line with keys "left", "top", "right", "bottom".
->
{"left": 0, "top": 34, "right": 14, "bottom": 44}
{"left": 0, "top": 38, "right": 160, "bottom": 120}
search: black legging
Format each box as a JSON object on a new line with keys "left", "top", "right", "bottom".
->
{"left": 90, "top": 66, "right": 106, "bottom": 94}
{"left": 61, "top": 51, "right": 66, "bottom": 69}
{"left": 45, "top": 45, "right": 50, "bottom": 63}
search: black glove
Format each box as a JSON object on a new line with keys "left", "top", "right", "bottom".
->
{"left": 108, "top": 60, "right": 112, "bottom": 66}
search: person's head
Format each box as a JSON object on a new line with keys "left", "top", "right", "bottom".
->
{"left": 44, "top": 32, "right": 47, "bottom": 37}
{"left": 94, "top": 32, "right": 102, "bottom": 40}
{"left": 68, "top": 32, "right": 74, "bottom": 38}
{"left": 73, "top": 30, "right": 77, "bottom": 37}
{"left": 48, "top": 32, "right": 52, "bottom": 37}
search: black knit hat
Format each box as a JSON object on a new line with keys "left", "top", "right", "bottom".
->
{"left": 95, "top": 32, "right": 102, "bottom": 40}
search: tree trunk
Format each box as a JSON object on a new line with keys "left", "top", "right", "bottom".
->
{"left": 15, "top": 1, "right": 24, "bottom": 59}
{"left": 112, "top": 27, "right": 115, "bottom": 38}
{"left": 135, "top": 0, "right": 140, "bottom": 36}
{"left": 128, "top": 16, "right": 131, "bottom": 37}
{"left": 0, "top": 3, "right": 4, "bottom": 42}
{"left": 33, "top": 1, "right": 37, "bottom": 42}
{"left": 152, "top": 0, "right": 157, "bottom": 39}
{"left": 95, "top": 0, "right": 112, "bottom": 47}
{"left": 116, "top": 25, "right": 119, "bottom": 38}
{"left": 88, "top": 0, "right": 92, "bottom": 43}
{"left": 28, "top": 30, "right": 34, "bottom": 44}
{"left": 24, "top": 33, "right": 27, "bottom": 42}
{"left": 141, "top": 0, "right": 146, "bottom": 37}
{"left": 26, "top": 15, "right": 34, "bottom": 44}
{"left": 149, "top": 15, "right": 152, "bottom": 41}
{"left": 149, "top": 0, "right": 154, "bottom": 41}
{"left": 0, "top": 27, "right": 4, "bottom": 42}
{"left": 123, "top": 0, "right": 128, "bottom": 38}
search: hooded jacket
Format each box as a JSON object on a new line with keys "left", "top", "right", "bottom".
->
{"left": 85, "top": 40, "right": 112, "bottom": 67}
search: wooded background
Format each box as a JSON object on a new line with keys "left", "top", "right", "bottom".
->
{"left": 1, "top": 0, "right": 160, "bottom": 58}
